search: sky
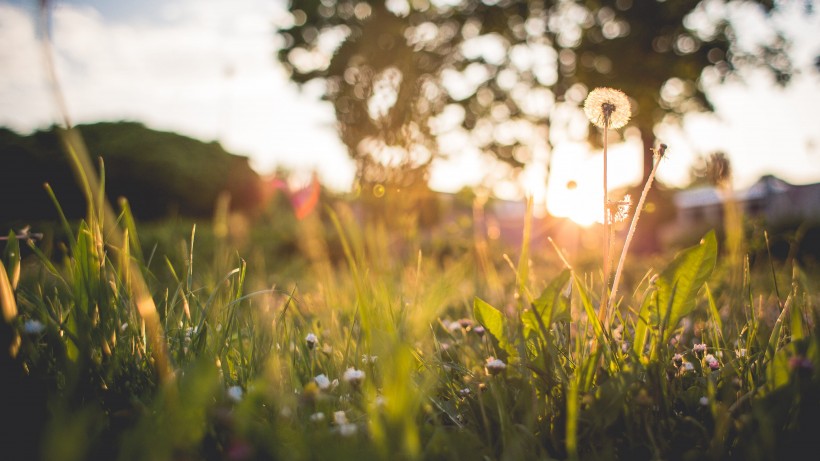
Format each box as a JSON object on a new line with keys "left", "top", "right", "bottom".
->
{"left": 1, "top": 0, "right": 819, "bottom": 222}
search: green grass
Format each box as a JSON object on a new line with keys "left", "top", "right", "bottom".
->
{"left": 2, "top": 191, "right": 819, "bottom": 461}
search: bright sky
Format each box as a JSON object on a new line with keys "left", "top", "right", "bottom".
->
{"left": 1, "top": 0, "right": 819, "bottom": 223}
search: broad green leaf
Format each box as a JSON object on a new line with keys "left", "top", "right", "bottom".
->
{"left": 473, "top": 296, "right": 511, "bottom": 355}
{"left": 655, "top": 231, "right": 718, "bottom": 343}
{"left": 522, "top": 269, "right": 571, "bottom": 338}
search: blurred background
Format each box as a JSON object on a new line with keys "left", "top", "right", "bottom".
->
{"left": 1, "top": 0, "right": 819, "bottom": 258}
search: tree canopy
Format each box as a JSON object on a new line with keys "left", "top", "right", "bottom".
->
{"left": 276, "top": 0, "right": 800, "bottom": 189}
{"left": 0, "top": 122, "right": 264, "bottom": 227}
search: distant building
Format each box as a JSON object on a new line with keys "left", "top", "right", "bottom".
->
{"left": 664, "top": 175, "right": 820, "bottom": 245}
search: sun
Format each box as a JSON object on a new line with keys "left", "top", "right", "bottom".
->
{"left": 547, "top": 180, "right": 603, "bottom": 227}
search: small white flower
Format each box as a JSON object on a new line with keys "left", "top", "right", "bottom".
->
{"left": 309, "top": 412, "right": 325, "bottom": 422}
{"left": 683, "top": 362, "right": 695, "bottom": 372}
{"left": 612, "top": 324, "right": 624, "bottom": 342}
{"left": 736, "top": 348, "right": 747, "bottom": 358}
{"left": 343, "top": 367, "right": 365, "bottom": 386}
{"left": 693, "top": 343, "right": 707, "bottom": 354}
{"left": 23, "top": 319, "right": 45, "bottom": 335}
{"left": 362, "top": 354, "right": 378, "bottom": 364}
{"left": 305, "top": 333, "right": 318, "bottom": 349}
{"left": 699, "top": 396, "right": 709, "bottom": 406}
{"left": 485, "top": 358, "right": 507, "bottom": 376}
{"left": 333, "top": 410, "right": 348, "bottom": 425}
{"left": 314, "top": 374, "right": 331, "bottom": 390}
{"left": 227, "top": 385, "right": 243, "bottom": 402}
{"left": 458, "top": 388, "right": 471, "bottom": 397}
{"left": 339, "top": 423, "right": 358, "bottom": 437}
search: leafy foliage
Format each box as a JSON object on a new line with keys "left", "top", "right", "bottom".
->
{"left": 0, "top": 122, "right": 263, "bottom": 226}
{"left": 276, "top": 0, "right": 795, "bottom": 185}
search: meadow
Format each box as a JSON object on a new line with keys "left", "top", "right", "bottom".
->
{"left": 2, "top": 143, "right": 819, "bottom": 461}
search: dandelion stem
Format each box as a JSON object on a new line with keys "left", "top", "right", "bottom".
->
{"left": 600, "top": 121, "right": 611, "bottom": 328}
{"left": 608, "top": 144, "right": 665, "bottom": 318}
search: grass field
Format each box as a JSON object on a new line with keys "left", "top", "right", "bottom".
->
{"left": 2, "top": 166, "right": 819, "bottom": 461}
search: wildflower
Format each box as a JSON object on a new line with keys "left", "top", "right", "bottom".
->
{"left": 457, "top": 318, "right": 474, "bottom": 329}
{"left": 227, "top": 385, "right": 243, "bottom": 403}
{"left": 736, "top": 348, "right": 747, "bottom": 358}
{"left": 612, "top": 324, "right": 624, "bottom": 342}
{"left": 583, "top": 87, "right": 631, "bottom": 129}
{"left": 309, "top": 412, "right": 325, "bottom": 422}
{"left": 699, "top": 396, "right": 709, "bottom": 406}
{"left": 23, "top": 319, "right": 45, "bottom": 335}
{"left": 683, "top": 362, "right": 695, "bottom": 372}
{"left": 788, "top": 355, "right": 813, "bottom": 374}
{"left": 314, "top": 374, "right": 331, "bottom": 390}
{"left": 305, "top": 333, "right": 318, "bottom": 349}
{"left": 693, "top": 343, "right": 707, "bottom": 356}
{"left": 473, "top": 325, "right": 486, "bottom": 337}
{"left": 362, "top": 354, "right": 378, "bottom": 364}
{"left": 672, "top": 353, "right": 684, "bottom": 367}
{"left": 705, "top": 354, "right": 720, "bottom": 370}
{"left": 333, "top": 410, "right": 357, "bottom": 436}
{"left": 339, "top": 422, "right": 358, "bottom": 437}
{"left": 485, "top": 357, "right": 507, "bottom": 376}
{"left": 343, "top": 367, "right": 365, "bottom": 386}
{"left": 333, "top": 411, "right": 348, "bottom": 425}
{"left": 226, "top": 438, "right": 254, "bottom": 461}
{"left": 458, "top": 388, "right": 471, "bottom": 397}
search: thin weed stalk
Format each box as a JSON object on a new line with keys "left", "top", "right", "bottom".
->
{"left": 608, "top": 143, "right": 666, "bottom": 319}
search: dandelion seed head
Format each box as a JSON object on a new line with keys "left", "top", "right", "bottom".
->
{"left": 584, "top": 87, "right": 631, "bottom": 129}
{"left": 610, "top": 194, "right": 632, "bottom": 223}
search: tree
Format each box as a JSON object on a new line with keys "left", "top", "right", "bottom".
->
{"left": 276, "top": 0, "right": 796, "bottom": 192}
